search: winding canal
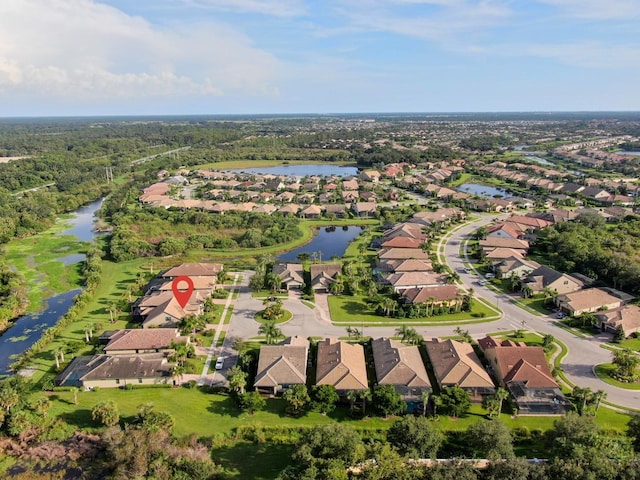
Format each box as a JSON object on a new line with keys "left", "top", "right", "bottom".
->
{"left": 0, "top": 199, "right": 103, "bottom": 376}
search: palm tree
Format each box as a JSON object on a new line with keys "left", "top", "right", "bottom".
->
{"left": 108, "top": 303, "right": 118, "bottom": 324}
{"left": 396, "top": 325, "right": 411, "bottom": 343}
{"left": 347, "top": 390, "right": 358, "bottom": 414}
{"left": 420, "top": 390, "right": 430, "bottom": 416}
{"left": 259, "top": 321, "right": 283, "bottom": 345}
{"left": 521, "top": 285, "right": 534, "bottom": 299}
{"left": 359, "top": 389, "right": 372, "bottom": 415}
{"left": 592, "top": 389, "right": 607, "bottom": 413}
{"left": 171, "top": 364, "right": 186, "bottom": 385}
{"left": 495, "top": 387, "right": 509, "bottom": 415}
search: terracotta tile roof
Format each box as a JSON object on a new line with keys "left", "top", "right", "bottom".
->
{"left": 316, "top": 338, "right": 368, "bottom": 391}
{"left": 487, "top": 345, "right": 558, "bottom": 388}
{"left": 104, "top": 329, "right": 187, "bottom": 353}
{"left": 385, "top": 271, "right": 446, "bottom": 288}
{"left": 558, "top": 288, "right": 622, "bottom": 313}
{"left": 485, "top": 248, "right": 525, "bottom": 259}
{"left": 378, "top": 248, "right": 430, "bottom": 260}
{"left": 386, "top": 259, "right": 433, "bottom": 272}
{"left": 425, "top": 339, "right": 494, "bottom": 390}
{"left": 162, "top": 263, "right": 223, "bottom": 278}
{"left": 479, "top": 238, "right": 529, "bottom": 250}
{"left": 381, "top": 237, "right": 424, "bottom": 249}
{"left": 597, "top": 305, "right": 640, "bottom": 336}
{"left": 372, "top": 338, "right": 430, "bottom": 389}
{"left": 401, "top": 285, "right": 459, "bottom": 304}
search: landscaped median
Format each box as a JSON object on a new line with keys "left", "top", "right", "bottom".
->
{"left": 327, "top": 294, "right": 500, "bottom": 327}
{"left": 594, "top": 364, "right": 640, "bottom": 390}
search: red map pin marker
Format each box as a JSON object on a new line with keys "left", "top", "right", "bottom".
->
{"left": 172, "top": 276, "right": 194, "bottom": 309}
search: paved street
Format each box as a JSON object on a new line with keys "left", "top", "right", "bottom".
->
{"left": 221, "top": 219, "right": 640, "bottom": 410}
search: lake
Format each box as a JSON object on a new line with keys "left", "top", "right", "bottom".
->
{"left": 0, "top": 289, "right": 80, "bottom": 376}
{"left": 617, "top": 151, "right": 640, "bottom": 156}
{"left": 279, "top": 225, "right": 364, "bottom": 262}
{"left": 0, "top": 199, "right": 103, "bottom": 375}
{"left": 229, "top": 164, "right": 359, "bottom": 177}
{"left": 458, "top": 183, "right": 512, "bottom": 198}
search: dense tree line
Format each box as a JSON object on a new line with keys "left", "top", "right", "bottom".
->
{"left": 350, "top": 144, "right": 458, "bottom": 167}
{"left": 531, "top": 214, "right": 640, "bottom": 293}
{"left": 109, "top": 207, "right": 302, "bottom": 261}
{"left": 279, "top": 414, "right": 640, "bottom": 480}
{"left": 0, "top": 261, "right": 26, "bottom": 330}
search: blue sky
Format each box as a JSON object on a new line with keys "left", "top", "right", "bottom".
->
{"left": 0, "top": 0, "right": 638, "bottom": 116}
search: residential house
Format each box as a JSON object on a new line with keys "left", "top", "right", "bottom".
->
{"left": 300, "top": 205, "right": 323, "bottom": 219}
{"left": 556, "top": 288, "right": 623, "bottom": 316}
{"left": 478, "top": 238, "right": 529, "bottom": 257}
{"left": 342, "top": 179, "right": 359, "bottom": 191}
{"left": 596, "top": 304, "right": 640, "bottom": 337}
{"left": 424, "top": 339, "right": 495, "bottom": 402}
{"left": 272, "top": 263, "right": 305, "bottom": 290}
{"left": 372, "top": 338, "right": 431, "bottom": 402}
{"left": 484, "top": 248, "right": 526, "bottom": 260}
{"left": 494, "top": 257, "right": 540, "bottom": 280}
{"left": 278, "top": 204, "right": 300, "bottom": 216}
{"left": 104, "top": 329, "right": 188, "bottom": 355}
{"left": 352, "top": 202, "right": 377, "bottom": 218}
{"left": 384, "top": 271, "right": 446, "bottom": 292}
{"left": 486, "top": 223, "right": 523, "bottom": 240}
{"left": 521, "top": 266, "right": 584, "bottom": 295}
{"left": 378, "top": 248, "right": 431, "bottom": 261}
{"left": 400, "top": 285, "right": 460, "bottom": 305}
{"left": 381, "top": 237, "right": 424, "bottom": 249}
{"left": 324, "top": 204, "right": 347, "bottom": 218}
{"left": 316, "top": 338, "right": 368, "bottom": 394}
{"left": 360, "top": 170, "right": 381, "bottom": 183}
{"left": 254, "top": 337, "right": 310, "bottom": 395}
{"left": 480, "top": 339, "right": 567, "bottom": 415}
{"left": 162, "top": 263, "right": 223, "bottom": 279}
{"left": 309, "top": 264, "right": 342, "bottom": 292}
{"left": 56, "top": 353, "right": 173, "bottom": 389}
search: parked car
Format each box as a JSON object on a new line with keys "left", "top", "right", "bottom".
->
{"left": 477, "top": 280, "right": 487, "bottom": 286}
{"left": 215, "top": 357, "right": 225, "bottom": 370}
{"left": 556, "top": 312, "right": 567, "bottom": 319}
{"left": 485, "top": 273, "right": 495, "bottom": 279}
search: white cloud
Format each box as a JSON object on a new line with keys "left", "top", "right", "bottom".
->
{"left": 536, "top": 0, "right": 640, "bottom": 20}
{"left": 178, "top": 0, "right": 308, "bottom": 17}
{"left": 329, "top": 0, "right": 512, "bottom": 43}
{"left": 0, "top": 0, "right": 281, "bottom": 100}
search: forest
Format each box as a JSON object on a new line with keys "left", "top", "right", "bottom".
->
{"left": 530, "top": 213, "right": 640, "bottom": 294}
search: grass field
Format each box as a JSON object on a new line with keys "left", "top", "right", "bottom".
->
{"left": 5, "top": 221, "right": 89, "bottom": 311}
{"left": 328, "top": 295, "right": 497, "bottom": 326}
{"left": 610, "top": 337, "right": 640, "bottom": 352}
{"left": 43, "top": 387, "right": 632, "bottom": 441}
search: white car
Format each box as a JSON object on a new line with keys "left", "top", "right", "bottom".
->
{"left": 215, "top": 357, "right": 225, "bottom": 370}
{"left": 485, "top": 273, "right": 495, "bottom": 279}
{"left": 477, "top": 280, "right": 487, "bottom": 286}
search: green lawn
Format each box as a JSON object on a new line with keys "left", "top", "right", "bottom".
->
{"left": 517, "top": 297, "right": 552, "bottom": 316}
{"left": 44, "top": 387, "right": 632, "bottom": 441}
{"left": 328, "top": 295, "right": 497, "bottom": 326}
{"left": 594, "top": 364, "right": 640, "bottom": 390}
{"left": 212, "top": 441, "right": 295, "bottom": 480}
{"left": 610, "top": 337, "right": 640, "bottom": 352}
{"left": 255, "top": 309, "right": 293, "bottom": 324}
{"left": 251, "top": 290, "right": 288, "bottom": 299}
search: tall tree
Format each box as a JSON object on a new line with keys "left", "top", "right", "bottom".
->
{"left": 387, "top": 415, "right": 443, "bottom": 459}
{"left": 283, "top": 384, "right": 310, "bottom": 416}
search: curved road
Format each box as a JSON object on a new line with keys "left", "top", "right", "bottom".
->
{"left": 436, "top": 215, "right": 639, "bottom": 411}
{"left": 224, "top": 216, "right": 640, "bottom": 410}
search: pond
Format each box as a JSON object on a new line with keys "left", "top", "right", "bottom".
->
{"left": 229, "top": 164, "right": 359, "bottom": 177}
{"left": 617, "top": 151, "right": 640, "bottom": 156}
{"left": 458, "top": 183, "right": 513, "bottom": 198}
{"left": 278, "top": 225, "right": 364, "bottom": 262}
{"left": 0, "top": 289, "right": 80, "bottom": 376}
{"left": 524, "top": 155, "right": 555, "bottom": 166}
{"left": 0, "top": 198, "right": 103, "bottom": 375}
